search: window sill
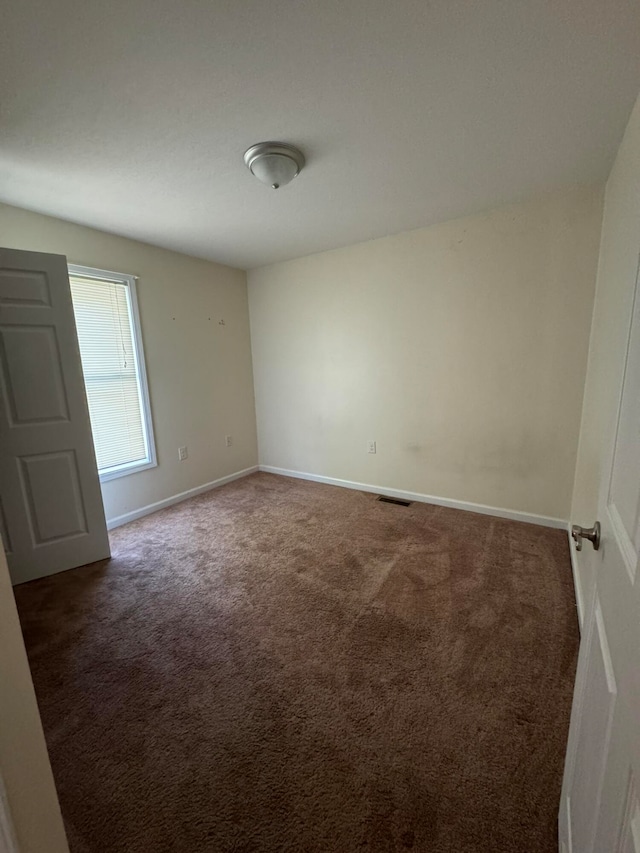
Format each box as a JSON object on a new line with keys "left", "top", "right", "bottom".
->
{"left": 99, "top": 458, "right": 157, "bottom": 483}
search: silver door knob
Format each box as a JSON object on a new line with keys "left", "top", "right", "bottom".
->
{"left": 571, "top": 521, "right": 601, "bottom": 551}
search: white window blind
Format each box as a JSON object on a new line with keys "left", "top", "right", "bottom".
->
{"left": 68, "top": 267, "right": 155, "bottom": 480}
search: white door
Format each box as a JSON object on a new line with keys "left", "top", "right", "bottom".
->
{"left": 0, "top": 247, "right": 110, "bottom": 584}
{"left": 559, "top": 259, "right": 640, "bottom": 848}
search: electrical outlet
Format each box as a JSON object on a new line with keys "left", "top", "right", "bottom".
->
{"left": 367, "top": 440, "right": 377, "bottom": 454}
{"left": 225, "top": 435, "right": 233, "bottom": 447}
{"left": 178, "top": 446, "right": 188, "bottom": 461}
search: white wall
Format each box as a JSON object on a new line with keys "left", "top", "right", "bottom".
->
{"left": 0, "top": 547, "right": 69, "bottom": 853}
{"left": 571, "top": 94, "right": 640, "bottom": 605}
{"left": 0, "top": 203, "right": 258, "bottom": 524}
{"left": 249, "top": 186, "right": 603, "bottom": 521}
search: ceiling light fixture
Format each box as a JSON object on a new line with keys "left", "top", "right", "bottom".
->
{"left": 243, "top": 142, "right": 305, "bottom": 189}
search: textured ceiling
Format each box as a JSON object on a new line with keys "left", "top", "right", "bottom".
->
{"left": 1, "top": 0, "right": 640, "bottom": 269}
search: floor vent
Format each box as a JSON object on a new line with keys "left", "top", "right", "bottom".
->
{"left": 376, "top": 495, "right": 412, "bottom": 507}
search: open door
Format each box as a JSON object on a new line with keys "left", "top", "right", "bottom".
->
{"left": 0, "top": 247, "right": 110, "bottom": 584}
{"left": 558, "top": 230, "right": 640, "bottom": 846}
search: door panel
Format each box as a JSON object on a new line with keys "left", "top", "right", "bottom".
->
{"left": 0, "top": 325, "right": 70, "bottom": 423}
{"left": 0, "top": 498, "right": 11, "bottom": 554}
{"left": 19, "top": 451, "right": 88, "bottom": 543}
{"left": 617, "top": 778, "right": 640, "bottom": 853}
{"left": 607, "top": 771, "right": 640, "bottom": 853}
{"left": 568, "top": 599, "right": 617, "bottom": 853}
{"left": 607, "top": 278, "right": 640, "bottom": 552}
{"left": 0, "top": 248, "right": 110, "bottom": 583}
{"left": 0, "top": 266, "right": 52, "bottom": 306}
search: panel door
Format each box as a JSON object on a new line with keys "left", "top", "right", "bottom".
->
{"left": 0, "top": 247, "right": 110, "bottom": 584}
{"left": 559, "top": 249, "right": 640, "bottom": 851}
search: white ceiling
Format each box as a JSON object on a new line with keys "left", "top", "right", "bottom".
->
{"left": 1, "top": 1, "right": 639, "bottom": 269}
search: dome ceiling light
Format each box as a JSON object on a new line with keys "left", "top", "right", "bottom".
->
{"left": 243, "top": 142, "right": 305, "bottom": 189}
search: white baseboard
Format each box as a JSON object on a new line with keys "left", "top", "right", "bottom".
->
{"left": 259, "top": 465, "right": 567, "bottom": 530}
{"left": 566, "top": 526, "right": 584, "bottom": 633}
{"left": 106, "top": 466, "right": 259, "bottom": 530}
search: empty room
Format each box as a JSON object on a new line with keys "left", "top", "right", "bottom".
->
{"left": 1, "top": 2, "right": 640, "bottom": 852}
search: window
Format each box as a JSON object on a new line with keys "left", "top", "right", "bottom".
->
{"left": 68, "top": 264, "right": 156, "bottom": 482}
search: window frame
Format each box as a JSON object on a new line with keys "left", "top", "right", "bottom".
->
{"left": 68, "top": 263, "right": 157, "bottom": 483}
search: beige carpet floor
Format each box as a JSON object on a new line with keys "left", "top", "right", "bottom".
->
{"left": 14, "top": 472, "right": 579, "bottom": 852}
